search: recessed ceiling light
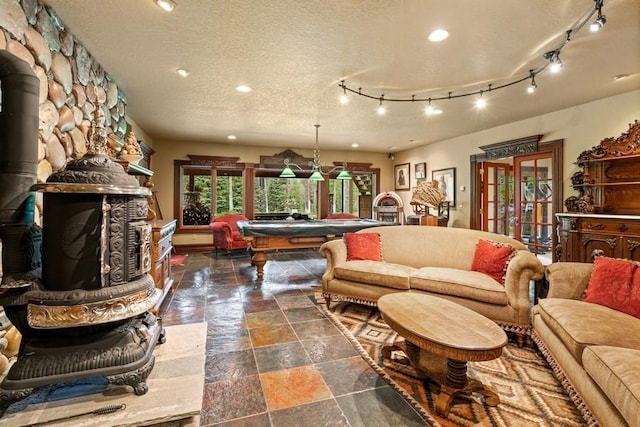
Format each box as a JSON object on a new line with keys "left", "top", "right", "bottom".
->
{"left": 236, "top": 85, "right": 252, "bottom": 93}
{"left": 154, "top": 0, "right": 176, "bottom": 12}
{"left": 351, "top": 143, "right": 359, "bottom": 148}
{"left": 428, "top": 29, "right": 449, "bottom": 42}
{"left": 176, "top": 68, "right": 190, "bottom": 77}
{"left": 613, "top": 74, "right": 630, "bottom": 81}
{"left": 227, "top": 135, "right": 237, "bottom": 140}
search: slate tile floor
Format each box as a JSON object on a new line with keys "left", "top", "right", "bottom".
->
{"left": 159, "top": 249, "right": 427, "bottom": 426}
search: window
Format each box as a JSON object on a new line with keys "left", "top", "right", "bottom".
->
{"left": 181, "top": 166, "right": 212, "bottom": 226}
{"left": 254, "top": 176, "right": 319, "bottom": 218}
{"left": 174, "top": 156, "right": 243, "bottom": 232}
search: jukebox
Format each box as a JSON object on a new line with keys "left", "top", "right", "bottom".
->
{"left": 372, "top": 191, "right": 405, "bottom": 224}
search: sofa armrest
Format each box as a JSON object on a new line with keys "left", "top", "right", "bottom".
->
{"left": 319, "top": 239, "right": 347, "bottom": 287}
{"left": 504, "top": 250, "right": 545, "bottom": 310}
{"left": 209, "top": 222, "right": 234, "bottom": 246}
{"left": 209, "top": 222, "right": 232, "bottom": 233}
{"left": 545, "top": 262, "right": 593, "bottom": 300}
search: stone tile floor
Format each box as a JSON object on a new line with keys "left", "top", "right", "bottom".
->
{"left": 160, "top": 249, "right": 427, "bottom": 426}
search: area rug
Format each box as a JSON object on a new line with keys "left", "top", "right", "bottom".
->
{"left": 320, "top": 300, "right": 588, "bottom": 427}
{"left": 170, "top": 253, "right": 188, "bottom": 266}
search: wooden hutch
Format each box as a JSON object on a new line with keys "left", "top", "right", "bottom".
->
{"left": 557, "top": 120, "right": 640, "bottom": 262}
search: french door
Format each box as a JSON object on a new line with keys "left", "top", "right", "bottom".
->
{"left": 481, "top": 162, "right": 514, "bottom": 236}
{"left": 514, "top": 153, "right": 555, "bottom": 259}
{"left": 471, "top": 139, "right": 562, "bottom": 262}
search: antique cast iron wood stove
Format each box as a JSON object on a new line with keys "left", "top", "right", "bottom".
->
{"left": 0, "top": 51, "right": 164, "bottom": 416}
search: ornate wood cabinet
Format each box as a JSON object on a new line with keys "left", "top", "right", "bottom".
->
{"left": 556, "top": 213, "right": 640, "bottom": 262}
{"left": 149, "top": 219, "right": 177, "bottom": 310}
{"left": 558, "top": 120, "right": 640, "bottom": 262}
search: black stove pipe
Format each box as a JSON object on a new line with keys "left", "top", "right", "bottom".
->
{"left": 0, "top": 50, "right": 40, "bottom": 274}
{"left": 0, "top": 50, "right": 39, "bottom": 223}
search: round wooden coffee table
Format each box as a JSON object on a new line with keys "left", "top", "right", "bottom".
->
{"left": 378, "top": 293, "right": 508, "bottom": 417}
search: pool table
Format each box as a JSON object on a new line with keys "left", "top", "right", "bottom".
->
{"left": 237, "top": 219, "right": 395, "bottom": 279}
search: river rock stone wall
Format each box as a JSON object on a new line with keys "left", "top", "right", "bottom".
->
{"left": 0, "top": 0, "right": 128, "bottom": 224}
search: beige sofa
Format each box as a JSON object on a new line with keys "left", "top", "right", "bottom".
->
{"left": 319, "top": 225, "right": 544, "bottom": 343}
{"left": 531, "top": 262, "right": 640, "bottom": 427}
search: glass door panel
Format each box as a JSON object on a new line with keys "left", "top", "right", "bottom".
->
{"left": 481, "top": 162, "right": 513, "bottom": 237}
{"left": 514, "top": 154, "right": 554, "bottom": 262}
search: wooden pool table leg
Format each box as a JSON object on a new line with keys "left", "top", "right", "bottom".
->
{"left": 252, "top": 251, "right": 267, "bottom": 279}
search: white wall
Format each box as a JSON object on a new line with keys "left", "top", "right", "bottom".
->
{"left": 393, "top": 90, "right": 640, "bottom": 227}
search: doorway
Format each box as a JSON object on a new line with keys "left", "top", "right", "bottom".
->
{"left": 471, "top": 138, "right": 563, "bottom": 264}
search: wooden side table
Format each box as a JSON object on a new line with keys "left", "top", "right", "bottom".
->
{"left": 148, "top": 219, "right": 177, "bottom": 311}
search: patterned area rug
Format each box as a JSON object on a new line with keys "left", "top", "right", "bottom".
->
{"left": 320, "top": 299, "right": 588, "bottom": 427}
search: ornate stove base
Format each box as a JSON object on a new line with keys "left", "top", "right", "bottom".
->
{"left": 0, "top": 312, "right": 165, "bottom": 417}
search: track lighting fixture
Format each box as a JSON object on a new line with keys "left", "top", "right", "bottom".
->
{"left": 377, "top": 96, "right": 386, "bottom": 115}
{"left": 475, "top": 90, "right": 487, "bottom": 109}
{"left": 547, "top": 51, "right": 563, "bottom": 73}
{"left": 590, "top": 15, "right": 606, "bottom": 32}
{"left": 337, "top": 0, "right": 606, "bottom": 114}
{"left": 424, "top": 99, "right": 443, "bottom": 115}
{"left": 590, "top": 0, "right": 606, "bottom": 32}
{"left": 527, "top": 70, "right": 537, "bottom": 93}
{"left": 339, "top": 80, "right": 349, "bottom": 104}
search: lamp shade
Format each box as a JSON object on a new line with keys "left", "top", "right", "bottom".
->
{"left": 336, "top": 170, "right": 351, "bottom": 180}
{"left": 309, "top": 170, "right": 325, "bottom": 181}
{"left": 279, "top": 166, "right": 296, "bottom": 178}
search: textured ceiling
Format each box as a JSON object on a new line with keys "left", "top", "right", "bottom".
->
{"left": 45, "top": 0, "right": 640, "bottom": 153}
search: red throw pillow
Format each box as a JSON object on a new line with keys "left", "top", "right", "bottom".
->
{"left": 344, "top": 232, "right": 383, "bottom": 261}
{"left": 471, "top": 239, "right": 516, "bottom": 285}
{"left": 583, "top": 256, "right": 640, "bottom": 318}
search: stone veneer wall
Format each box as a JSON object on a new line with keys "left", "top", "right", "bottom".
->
{"left": 0, "top": 0, "right": 128, "bottom": 223}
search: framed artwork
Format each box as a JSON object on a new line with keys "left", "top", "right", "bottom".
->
{"left": 394, "top": 163, "right": 410, "bottom": 191}
{"left": 432, "top": 167, "right": 456, "bottom": 206}
{"left": 414, "top": 162, "right": 426, "bottom": 181}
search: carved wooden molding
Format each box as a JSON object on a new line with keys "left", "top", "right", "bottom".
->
{"left": 627, "top": 239, "right": 640, "bottom": 252}
{"left": 479, "top": 135, "right": 542, "bottom": 159}
{"left": 186, "top": 154, "right": 241, "bottom": 167}
{"left": 578, "top": 119, "right": 640, "bottom": 163}
{"left": 260, "top": 150, "right": 312, "bottom": 168}
{"left": 584, "top": 222, "right": 606, "bottom": 230}
{"left": 581, "top": 236, "right": 617, "bottom": 248}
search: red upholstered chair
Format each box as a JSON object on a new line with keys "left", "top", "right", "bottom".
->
{"left": 209, "top": 214, "right": 250, "bottom": 255}
{"left": 325, "top": 213, "right": 359, "bottom": 219}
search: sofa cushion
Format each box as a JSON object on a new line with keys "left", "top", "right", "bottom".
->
{"left": 535, "top": 298, "right": 640, "bottom": 365}
{"left": 583, "top": 346, "right": 640, "bottom": 425}
{"left": 344, "top": 232, "right": 383, "bottom": 261}
{"left": 583, "top": 256, "right": 640, "bottom": 319}
{"left": 410, "top": 267, "right": 508, "bottom": 305}
{"left": 334, "top": 261, "right": 413, "bottom": 290}
{"left": 471, "top": 239, "right": 516, "bottom": 285}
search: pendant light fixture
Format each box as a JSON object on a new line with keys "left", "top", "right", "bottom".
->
{"left": 279, "top": 125, "right": 351, "bottom": 180}
{"left": 309, "top": 125, "right": 325, "bottom": 181}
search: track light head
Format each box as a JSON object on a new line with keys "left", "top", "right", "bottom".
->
{"left": 527, "top": 70, "right": 537, "bottom": 93}
{"left": 590, "top": 15, "right": 606, "bottom": 32}
{"left": 377, "top": 96, "right": 386, "bottom": 115}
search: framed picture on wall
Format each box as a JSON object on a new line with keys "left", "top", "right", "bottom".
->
{"left": 432, "top": 167, "right": 456, "bottom": 206}
{"left": 414, "top": 162, "right": 426, "bottom": 180}
{"left": 394, "top": 163, "right": 410, "bottom": 191}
